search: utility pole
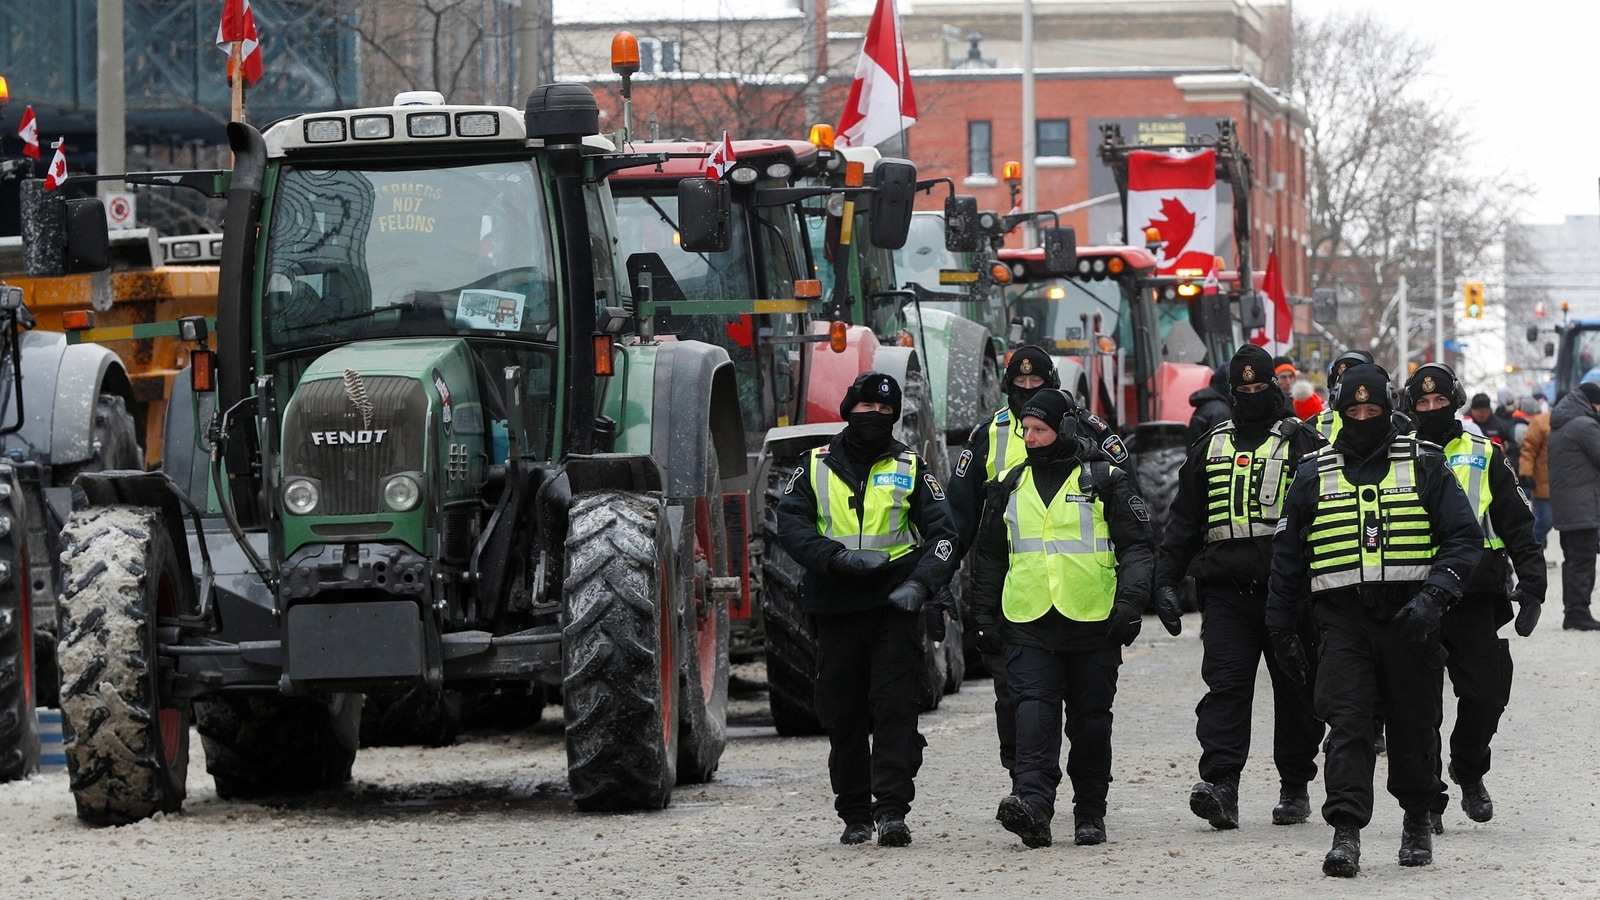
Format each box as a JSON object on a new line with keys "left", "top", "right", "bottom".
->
{"left": 1434, "top": 217, "right": 1445, "bottom": 364}
{"left": 515, "top": 0, "right": 553, "bottom": 101}
{"left": 1021, "top": 0, "right": 1036, "bottom": 244}
{"left": 1396, "top": 274, "right": 1408, "bottom": 376}
{"left": 97, "top": 0, "right": 126, "bottom": 196}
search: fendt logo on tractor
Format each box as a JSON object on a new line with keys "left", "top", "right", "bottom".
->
{"left": 309, "top": 429, "right": 389, "bottom": 445}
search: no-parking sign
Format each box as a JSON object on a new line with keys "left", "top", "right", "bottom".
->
{"left": 106, "top": 191, "right": 136, "bottom": 230}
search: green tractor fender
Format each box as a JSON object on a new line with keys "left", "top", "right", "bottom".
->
{"left": 904, "top": 306, "right": 1000, "bottom": 442}
{"left": 606, "top": 340, "right": 744, "bottom": 501}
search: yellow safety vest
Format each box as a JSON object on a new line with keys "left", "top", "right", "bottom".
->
{"left": 1305, "top": 438, "right": 1436, "bottom": 594}
{"left": 1201, "top": 419, "right": 1297, "bottom": 543}
{"left": 985, "top": 409, "right": 1030, "bottom": 481}
{"left": 1443, "top": 432, "right": 1504, "bottom": 551}
{"left": 1001, "top": 464, "right": 1117, "bottom": 623}
{"left": 1310, "top": 408, "right": 1339, "bottom": 443}
{"left": 809, "top": 447, "right": 920, "bottom": 560}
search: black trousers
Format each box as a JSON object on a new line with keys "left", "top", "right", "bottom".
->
{"left": 1560, "top": 528, "right": 1598, "bottom": 618}
{"left": 1312, "top": 599, "right": 1447, "bottom": 828}
{"left": 983, "top": 649, "right": 1018, "bottom": 783}
{"left": 1006, "top": 641, "right": 1121, "bottom": 821}
{"left": 813, "top": 606, "right": 926, "bottom": 824}
{"left": 1195, "top": 583, "right": 1324, "bottom": 788}
{"left": 1432, "top": 593, "right": 1513, "bottom": 807}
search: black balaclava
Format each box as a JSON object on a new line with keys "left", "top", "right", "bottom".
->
{"left": 1332, "top": 363, "right": 1395, "bottom": 458}
{"left": 1228, "top": 344, "right": 1285, "bottom": 428}
{"left": 1018, "top": 389, "right": 1082, "bottom": 464}
{"left": 837, "top": 371, "right": 901, "bottom": 457}
{"left": 1004, "top": 345, "right": 1057, "bottom": 416}
{"left": 1405, "top": 364, "right": 1463, "bottom": 445}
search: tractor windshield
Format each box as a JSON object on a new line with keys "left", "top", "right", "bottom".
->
{"left": 613, "top": 194, "right": 755, "bottom": 302}
{"left": 262, "top": 160, "right": 557, "bottom": 352}
{"left": 1006, "top": 277, "right": 1127, "bottom": 353}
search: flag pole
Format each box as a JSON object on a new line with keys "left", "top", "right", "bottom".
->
{"left": 230, "top": 41, "right": 245, "bottom": 124}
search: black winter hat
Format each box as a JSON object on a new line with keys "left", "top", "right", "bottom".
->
{"left": 1469, "top": 392, "right": 1493, "bottom": 410}
{"left": 1405, "top": 364, "right": 1462, "bottom": 408}
{"left": 1578, "top": 382, "right": 1600, "bottom": 405}
{"left": 1332, "top": 363, "right": 1393, "bottom": 412}
{"left": 1005, "top": 345, "right": 1058, "bottom": 388}
{"left": 839, "top": 370, "right": 902, "bottom": 421}
{"left": 1328, "top": 349, "right": 1375, "bottom": 384}
{"left": 1018, "top": 388, "right": 1077, "bottom": 436}
{"left": 1229, "top": 345, "right": 1276, "bottom": 392}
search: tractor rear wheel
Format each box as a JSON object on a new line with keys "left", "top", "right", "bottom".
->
{"left": 677, "top": 444, "right": 731, "bottom": 784}
{"left": 562, "top": 491, "right": 679, "bottom": 810}
{"left": 196, "top": 692, "right": 362, "bottom": 799}
{"left": 57, "top": 506, "right": 189, "bottom": 825}
{"left": 759, "top": 458, "right": 824, "bottom": 736}
{"left": 0, "top": 465, "right": 36, "bottom": 783}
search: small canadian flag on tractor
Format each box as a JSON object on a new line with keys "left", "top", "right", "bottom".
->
{"left": 17, "top": 105, "right": 39, "bottom": 160}
{"left": 216, "top": 0, "right": 264, "bottom": 86}
{"left": 42, "top": 139, "right": 67, "bottom": 191}
{"left": 706, "top": 131, "right": 736, "bottom": 182}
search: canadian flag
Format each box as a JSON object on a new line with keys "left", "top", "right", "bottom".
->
{"left": 836, "top": 0, "right": 917, "bottom": 149}
{"left": 1126, "top": 150, "right": 1215, "bottom": 276}
{"left": 42, "top": 139, "right": 68, "bottom": 191}
{"left": 1249, "top": 243, "right": 1294, "bottom": 355}
{"left": 1202, "top": 261, "right": 1220, "bottom": 296}
{"left": 216, "top": 0, "right": 264, "bottom": 86}
{"left": 17, "top": 106, "right": 39, "bottom": 160}
{"left": 706, "top": 131, "right": 736, "bottom": 182}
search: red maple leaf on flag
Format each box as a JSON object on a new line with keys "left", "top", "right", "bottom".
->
{"left": 1149, "top": 197, "right": 1195, "bottom": 265}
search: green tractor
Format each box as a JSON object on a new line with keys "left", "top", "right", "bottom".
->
{"left": 52, "top": 85, "right": 743, "bottom": 824}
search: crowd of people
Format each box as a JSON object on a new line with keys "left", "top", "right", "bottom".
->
{"left": 773, "top": 345, "right": 1576, "bottom": 878}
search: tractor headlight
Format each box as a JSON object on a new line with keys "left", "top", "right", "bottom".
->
{"left": 283, "top": 477, "right": 321, "bottom": 515}
{"left": 382, "top": 473, "right": 422, "bottom": 512}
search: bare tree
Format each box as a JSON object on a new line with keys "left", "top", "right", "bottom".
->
{"left": 304, "top": 0, "right": 518, "bottom": 107}
{"left": 1294, "top": 10, "right": 1527, "bottom": 370}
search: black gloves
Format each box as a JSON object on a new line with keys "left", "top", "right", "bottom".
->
{"left": 971, "top": 622, "right": 1004, "bottom": 655}
{"left": 1518, "top": 474, "right": 1537, "bottom": 493}
{"left": 1108, "top": 598, "right": 1143, "bottom": 646}
{"left": 887, "top": 579, "right": 931, "bottom": 613}
{"left": 924, "top": 586, "right": 957, "bottom": 641}
{"left": 1511, "top": 587, "right": 1542, "bottom": 637}
{"left": 830, "top": 548, "right": 891, "bottom": 577}
{"left": 1395, "top": 584, "right": 1451, "bottom": 643}
{"left": 1268, "top": 627, "right": 1309, "bottom": 685}
{"left": 1154, "top": 585, "right": 1184, "bottom": 636}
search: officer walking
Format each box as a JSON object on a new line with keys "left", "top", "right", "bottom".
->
{"left": 1305, "top": 349, "right": 1375, "bottom": 444}
{"left": 968, "top": 389, "right": 1154, "bottom": 849}
{"left": 947, "top": 345, "right": 1129, "bottom": 793}
{"left": 1153, "top": 345, "right": 1325, "bottom": 831}
{"left": 1265, "top": 363, "right": 1482, "bottom": 877}
{"left": 774, "top": 371, "right": 957, "bottom": 848}
{"left": 1405, "top": 363, "right": 1546, "bottom": 831}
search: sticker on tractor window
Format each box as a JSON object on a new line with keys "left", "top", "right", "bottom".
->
{"left": 456, "top": 289, "right": 525, "bottom": 331}
{"left": 874, "top": 472, "right": 914, "bottom": 490}
{"left": 433, "top": 370, "right": 453, "bottom": 427}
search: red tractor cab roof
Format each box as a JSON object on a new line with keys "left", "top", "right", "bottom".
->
{"left": 999, "top": 245, "right": 1158, "bottom": 281}
{"left": 612, "top": 139, "right": 821, "bottom": 182}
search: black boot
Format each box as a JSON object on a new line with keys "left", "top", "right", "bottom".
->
{"left": 1459, "top": 779, "right": 1494, "bottom": 822}
{"left": 996, "top": 795, "right": 1052, "bottom": 849}
{"left": 1190, "top": 779, "right": 1239, "bottom": 830}
{"left": 1322, "top": 826, "right": 1361, "bottom": 877}
{"left": 1272, "top": 784, "right": 1311, "bottom": 825}
{"left": 1563, "top": 611, "right": 1600, "bottom": 631}
{"left": 840, "top": 821, "right": 873, "bottom": 845}
{"left": 1399, "top": 811, "right": 1433, "bottom": 866}
{"left": 1073, "top": 814, "right": 1107, "bottom": 845}
{"left": 1429, "top": 811, "right": 1444, "bottom": 835}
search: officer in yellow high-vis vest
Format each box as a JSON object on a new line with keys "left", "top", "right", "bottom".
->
{"left": 1266, "top": 363, "right": 1483, "bottom": 878}
{"left": 774, "top": 371, "right": 957, "bottom": 849}
{"left": 1154, "top": 344, "right": 1325, "bottom": 832}
{"left": 1405, "top": 362, "right": 1545, "bottom": 830}
{"left": 968, "top": 389, "right": 1154, "bottom": 850}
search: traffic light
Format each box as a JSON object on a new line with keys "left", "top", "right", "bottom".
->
{"left": 1464, "top": 281, "right": 1485, "bottom": 318}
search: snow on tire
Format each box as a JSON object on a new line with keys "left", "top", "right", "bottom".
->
{"left": 57, "top": 505, "right": 189, "bottom": 826}
{"left": 562, "top": 491, "right": 679, "bottom": 811}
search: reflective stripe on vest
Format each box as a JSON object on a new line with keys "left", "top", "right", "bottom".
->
{"left": 986, "top": 409, "right": 1029, "bottom": 481}
{"left": 1001, "top": 465, "right": 1117, "bottom": 623}
{"left": 1306, "top": 439, "right": 1435, "bottom": 593}
{"left": 1312, "top": 409, "right": 1339, "bottom": 442}
{"left": 1201, "top": 420, "right": 1296, "bottom": 542}
{"left": 1444, "top": 432, "right": 1503, "bottom": 550}
{"left": 810, "top": 448, "right": 920, "bottom": 558}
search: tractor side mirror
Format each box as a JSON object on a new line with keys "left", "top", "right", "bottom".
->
{"left": 1196, "top": 292, "right": 1230, "bottom": 336}
{"left": 868, "top": 158, "right": 917, "bottom": 250}
{"left": 1545, "top": 341, "right": 1556, "bottom": 358}
{"left": 677, "top": 177, "right": 731, "bottom": 253}
{"left": 1041, "top": 226, "right": 1077, "bottom": 276}
{"left": 943, "top": 195, "right": 981, "bottom": 253}
{"left": 1526, "top": 325, "right": 1540, "bottom": 343}
{"left": 1238, "top": 292, "right": 1267, "bottom": 331}
{"left": 64, "top": 199, "right": 111, "bottom": 273}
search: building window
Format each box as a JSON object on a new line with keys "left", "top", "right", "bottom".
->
{"left": 1037, "top": 119, "right": 1069, "bottom": 158}
{"left": 968, "top": 121, "right": 992, "bottom": 176}
{"left": 639, "top": 37, "right": 680, "bottom": 74}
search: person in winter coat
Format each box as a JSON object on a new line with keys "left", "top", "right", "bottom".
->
{"left": 1187, "top": 364, "right": 1234, "bottom": 445}
{"left": 1518, "top": 398, "right": 1553, "bottom": 551}
{"left": 1546, "top": 383, "right": 1600, "bottom": 630}
{"left": 774, "top": 371, "right": 960, "bottom": 846}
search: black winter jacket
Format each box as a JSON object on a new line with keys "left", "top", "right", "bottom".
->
{"left": 1548, "top": 389, "right": 1600, "bottom": 531}
{"left": 1186, "top": 386, "right": 1233, "bottom": 446}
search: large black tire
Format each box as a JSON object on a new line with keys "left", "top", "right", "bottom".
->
{"left": 563, "top": 491, "right": 680, "bottom": 811}
{"left": 358, "top": 687, "right": 461, "bottom": 748}
{"left": 195, "top": 692, "right": 362, "bottom": 799}
{"left": 897, "top": 367, "right": 954, "bottom": 713}
{"left": 57, "top": 506, "right": 189, "bottom": 826}
{"left": 0, "top": 466, "right": 37, "bottom": 782}
{"left": 676, "top": 444, "right": 731, "bottom": 784}
{"left": 941, "top": 607, "right": 966, "bottom": 694}
{"left": 1133, "top": 443, "right": 1186, "bottom": 545}
{"left": 758, "top": 457, "right": 824, "bottom": 736}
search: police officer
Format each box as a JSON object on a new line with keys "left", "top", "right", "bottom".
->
{"left": 1153, "top": 344, "right": 1325, "bottom": 830}
{"left": 947, "top": 345, "right": 1128, "bottom": 792}
{"left": 1405, "top": 363, "right": 1546, "bottom": 829}
{"left": 774, "top": 370, "right": 958, "bottom": 848}
{"left": 1266, "top": 363, "right": 1482, "bottom": 877}
{"left": 969, "top": 388, "right": 1155, "bottom": 849}
{"left": 1306, "top": 349, "right": 1375, "bottom": 444}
